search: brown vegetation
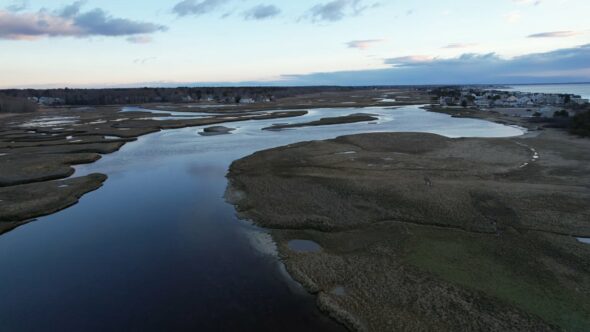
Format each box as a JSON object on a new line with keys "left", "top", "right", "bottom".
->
{"left": 227, "top": 131, "right": 590, "bottom": 331}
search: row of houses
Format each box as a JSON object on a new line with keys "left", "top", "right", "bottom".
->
{"left": 181, "top": 95, "right": 273, "bottom": 104}
{"left": 28, "top": 96, "right": 65, "bottom": 106}
{"left": 440, "top": 89, "right": 589, "bottom": 108}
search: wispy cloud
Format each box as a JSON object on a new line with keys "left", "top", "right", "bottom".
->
{"left": 528, "top": 31, "right": 583, "bottom": 38}
{"left": 443, "top": 43, "right": 478, "bottom": 49}
{"left": 512, "top": 0, "right": 541, "bottom": 5}
{"left": 5, "top": 0, "right": 28, "bottom": 12}
{"left": 172, "top": 0, "right": 230, "bottom": 17}
{"left": 385, "top": 55, "right": 435, "bottom": 66}
{"left": 244, "top": 4, "right": 281, "bottom": 20}
{"left": 127, "top": 35, "right": 153, "bottom": 44}
{"left": 0, "top": 2, "right": 166, "bottom": 41}
{"left": 346, "top": 39, "right": 384, "bottom": 50}
{"left": 303, "top": 0, "right": 379, "bottom": 22}
{"left": 74, "top": 9, "right": 166, "bottom": 36}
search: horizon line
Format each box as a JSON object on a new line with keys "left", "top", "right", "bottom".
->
{"left": 2, "top": 82, "right": 590, "bottom": 91}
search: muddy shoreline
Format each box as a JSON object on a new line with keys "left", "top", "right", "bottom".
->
{"left": 263, "top": 114, "right": 378, "bottom": 131}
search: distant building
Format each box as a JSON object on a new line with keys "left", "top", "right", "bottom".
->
{"left": 517, "top": 97, "right": 532, "bottom": 107}
{"left": 239, "top": 98, "right": 256, "bottom": 104}
{"left": 37, "top": 97, "right": 64, "bottom": 106}
{"left": 506, "top": 96, "right": 518, "bottom": 107}
{"left": 474, "top": 95, "right": 491, "bottom": 107}
{"left": 437, "top": 87, "right": 588, "bottom": 113}
{"left": 571, "top": 97, "right": 589, "bottom": 105}
{"left": 475, "top": 99, "right": 491, "bottom": 107}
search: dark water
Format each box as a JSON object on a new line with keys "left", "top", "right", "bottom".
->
{"left": 0, "top": 106, "right": 523, "bottom": 331}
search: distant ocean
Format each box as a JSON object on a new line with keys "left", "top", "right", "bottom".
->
{"left": 502, "top": 83, "right": 590, "bottom": 100}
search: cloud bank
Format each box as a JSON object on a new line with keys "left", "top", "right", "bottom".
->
{"left": 528, "top": 31, "right": 583, "bottom": 38}
{"left": 443, "top": 43, "right": 478, "bottom": 49}
{"left": 0, "top": 2, "right": 166, "bottom": 40}
{"left": 346, "top": 39, "right": 384, "bottom": 50}
{"left": 278, "top": 44, "right": 590, "bottom": 85}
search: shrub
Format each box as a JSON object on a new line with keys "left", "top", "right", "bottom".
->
{"left": 553, "top": 110, "right": 569, "bottom": 118}
{"left": 570, "top": 111, "right": 590, "bottom": 137}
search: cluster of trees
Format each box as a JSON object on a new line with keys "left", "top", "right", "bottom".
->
{"left": 553, "top": 110, "right": 570, "bottom": 118}
{"left": 0, "top": 94, "right": 38, "bottom": 113}
{"left": 0, "top": 86, "right": 371, "bottom": 106}
{"left": 571, "top": 110, "right": 590, "bottom": 137}
{"left": 431, "top": 87, "right": 463, "bottom": 99}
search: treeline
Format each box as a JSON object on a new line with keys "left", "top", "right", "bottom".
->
{"left": 0, "top": 86, "right": 373, "bottom": 106}
{"left": 0, "top": 94, "right": 38, "bottom": 113}
{"left": 430, "top": 86, "right": 463, "bottom": 98}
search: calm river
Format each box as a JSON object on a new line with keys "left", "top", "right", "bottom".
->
{"left": 0, "top": 105, "right": 523, "bottom": 331}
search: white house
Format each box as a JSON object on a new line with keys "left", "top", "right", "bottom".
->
{"left": 517, "top": 97, "right": 532, "bottom": 107}
{"left": 38, "top": 97, "right": 64, "bottom": 106}
{"left": 239, "top": 98, "right": 255, "bottom": 104}
{"left": 506, "top": 96, "right": 518, "bottom": 107}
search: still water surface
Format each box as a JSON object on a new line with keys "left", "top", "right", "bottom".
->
{"left": 505, "top": 83, "right": 590, "bottom": 100}
{"left": 0, "top": 106, "right": 523, "bottom": 331}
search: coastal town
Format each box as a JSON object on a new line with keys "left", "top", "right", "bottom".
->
{"left": 436, "top": 87, "right": 589, "bottom": 117}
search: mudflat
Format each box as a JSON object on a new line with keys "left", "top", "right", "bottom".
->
{"left": 227, "top": 129, "right": 590, "bottom": 331}
{"left": 262, "top": 113, "right": 378, "bottom": 131}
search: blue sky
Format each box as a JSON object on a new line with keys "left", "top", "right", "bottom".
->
{"left": 0, "top": 0, "right": 589, "bottom": 88}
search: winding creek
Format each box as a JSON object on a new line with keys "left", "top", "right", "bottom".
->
{"left": 0, "top": 105, "right": 524, "bottom": 331}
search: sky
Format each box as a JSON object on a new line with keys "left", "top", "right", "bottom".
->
{"left": 0, "top": 0, "right": 589, "bottom": 88}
